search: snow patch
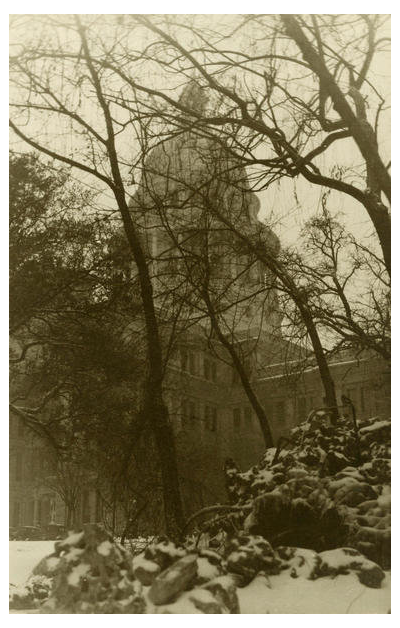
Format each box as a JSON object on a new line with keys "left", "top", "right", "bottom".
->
{"left": 132, "top": 555, "right": 160, "bottom": 572}
{"left": 97, "top": 540, "right": 113, "bottom": 556}
{"left": 67, "top": 563, "right": 91, "bottom": 586}
{"left": 196, "top": 557, "right": 220, "bottom": 581}
{"left": 60, "top": 531, "right": 84, "bottom": 547}
{"left": 10, "top": 541, "right": 55, "bottom": 586}
{"left": 64, "top": 547, "right": 84, "bottom": 562}
{"left": 359, "top": 420, "right": 390, "bottom": 434}
{"left": 237, "top": 571, "right": 391, "bottom": 614}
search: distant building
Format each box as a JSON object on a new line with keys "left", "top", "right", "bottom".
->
{"left": 9, "top": 342, "right": 390, "bottom": 530}
{"left": 9, "top": 83, "right": 390, "bottom": 532}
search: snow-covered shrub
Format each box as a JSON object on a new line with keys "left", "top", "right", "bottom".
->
{"left": 224, "top": 415, "right": 390, "bottom": 568}
{"left": 28, "top": 526, "right": 240, "bottom": 613}
{"left": 37, "top": 525, "right": 146, "bottom": 613}
{"left": 9, "top": 575, "right": 52, "bottom": 610}
{"left": 15, "top": 519, "right": 389, "bottom": 613}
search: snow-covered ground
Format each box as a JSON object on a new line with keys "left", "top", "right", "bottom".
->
{"left": 237, "top": 571, "right": 391, "bottom": 614}
{"left": 9, "top": 541, "right": 55, "bottom": 587}
{"left": 9, "top": 541, "right": 391, "bottom": 613}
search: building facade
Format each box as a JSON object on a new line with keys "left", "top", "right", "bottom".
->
{"left": 9, "top": 83, "right": 390, "bottom": 532}
{"left": 10, "top": 342, "right": 390, "bottom": 531}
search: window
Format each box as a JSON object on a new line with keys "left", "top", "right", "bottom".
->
{"left": 189, "top": 351, "right": 197, "bottom": 375}
{"left": 32, "top": 450, "right": 39, "bottom": 477}
{"left": 17, "top": 418, "right": 24, "bottom": 438}
{"left": 169, "top": 189, "right": 180, "bottom": 205}
{"left": 233, "top": 408, "right": 241, "bottom": 431}
{"left": 40, "top": 498, "right": 50, "bottom": 526}
{"left": 82, "top": 490, "right": 91, "bottom": 524}
{"left": 211, "top": 408, "right": 218, "bottom": 431}
{"left": 297, "top": 397, "right": 307, "bottom": 421}
{"left": 151, "top": 232, "right": 158, "bottom": 257}
{"left": 275, "top": 401, "right": 285, "bottom": 421}
{"left": 39, "top": 452, "right": 47, "bottom": 478}
{"left": 26, "top": 500, "right": 35, "bottom": 526}
{"left": 181, "top": 399, "right": 197, "bottom": 426}
{"left": 167, "top": 255, "right": 179, "bottom": 275}
{"left": 15, "top": 452, "right": 22, "bottom": 482}
{"left": 205, "top": 406, "right": 217, "bottom": 432}
{"left": 204, "top": 358, "right": 217, "bottom": 382}
{"left": 249, "top": 261, "right": 258, "bottom": 282}
{"left": 204, "top": 358, "right": 210, "bottom": 381}
{"left": 360, "top": 387, "right": 367, "bottom": 414}
{"left": 244, "top": 406, "right": 252, "bottom": 425}
{"left": 27, "top": 450, "right": 34, "bottom": 475}
{"left": 181, "top": 399, "right": 188, "bottom": 427}
{"left": 180, "top": 349, "right": 188, "bottom": 372}
{"left": 95, "top": 491, "right": 103, "bottom": 523}
{"left": 189, "top": 401, "right": 196, "bottom": 422}
{"left": 12, "top": 502, "right": 20, "bottom": 527}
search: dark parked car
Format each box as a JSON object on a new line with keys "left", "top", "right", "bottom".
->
{"left": 44, "top": 523, "right": 65, "bottom": 540}
{"left": 9, "top": 523, "right": 66, "bottom": 541}
{"left": 9, "top": 526, "right": 43, "bottom": 541}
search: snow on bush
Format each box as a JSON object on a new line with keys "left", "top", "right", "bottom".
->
{"left": 11, "top": 520, "right": 390, "bottom": 613}
{"left": 222, "top": 415, "right": 390, "bottom": 569}
{"left": 9, "top": 415, "right": 390, "bottom": 613}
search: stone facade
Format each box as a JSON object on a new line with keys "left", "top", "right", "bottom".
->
{"left": 9, "top": 84, "right": 390, "bottom": 531}
{"left": 10, "top": 342, "right": 390, "bottom": 530}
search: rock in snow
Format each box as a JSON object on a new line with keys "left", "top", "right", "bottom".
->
{"left": 148, "top": 554, "right": 198, "bottom": 605}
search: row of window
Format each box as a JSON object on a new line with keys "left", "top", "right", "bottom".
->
{"left": 11, "top": 495, "right": 54, "bottom": 527}
{"left": 294, "top": 382, "right": 386, "bottom": 421}
{"left": 11, "top": 491, "right": 103, "bottom": 528}
{"left": 180, "top": 349, "right": 218, "bottom": 381}
{"left": 178, "top": 349, "right": 256, "bottom": 386}
{"left": 180, "top": 401, "right": 259, "bottom": 433}
{"left": 342, "top": 384, "right": 380, "bottom": 416}
{"left": 11, "top": 450, "right": 54, "bottom": 482}
{"left": 151, "top": 230, "right": 264, "bottom": 282}
{"left": 181, "top": 400, "right": 218, "bottom": 432}
{"left": 232, "top": 406, "right": 253, "bottom": 430}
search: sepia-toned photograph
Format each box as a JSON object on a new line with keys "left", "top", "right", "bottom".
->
{"left": 9, "top": 10, "right": 390, "bottom": 614}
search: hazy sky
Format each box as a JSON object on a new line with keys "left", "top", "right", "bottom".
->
{"left": 9, "top": 14, "right": 390, "bottom": 252}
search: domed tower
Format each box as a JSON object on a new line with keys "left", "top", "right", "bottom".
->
{"left": 129, "top": 82, "right": 283, "bottom": 340}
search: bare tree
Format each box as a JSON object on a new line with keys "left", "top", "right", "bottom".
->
{"left": 298, "top": 208, "right": 390, "bottom": 360}
{"left": 9, "top": 16, "right": 185, "bottom": 536}
{"left": 10, "top": 15, "right": 390, "bottom": 527}
{"left": 112, "top": 14, "right": 391, "bottom": 274}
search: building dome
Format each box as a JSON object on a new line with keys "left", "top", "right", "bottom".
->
{"left": 178, "top": 80, "right": 208, "bottom": 113}
{"left": 130, "top": 81, "right": 281, "bottom": 260}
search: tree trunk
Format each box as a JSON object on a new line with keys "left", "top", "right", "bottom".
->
{"left": 298, "top": 306, "right": 339, "bottom": 423}
{"left": 65, "top": 502, "right": 77, "bottom": 529}
{"left": 114, "top": 190, "right": 185, "bottom": 538}
{"left": 74, "top": 17, "right": 185, "bottom": 538}
{"left": 202, "top": 291, "right": 274, "bottom": 447}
